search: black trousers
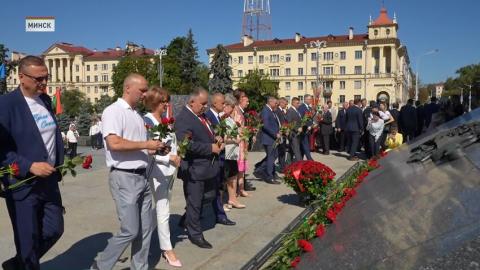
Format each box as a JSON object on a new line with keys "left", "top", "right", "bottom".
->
{"left": 320, "top": 133, "right": 330, "bottom": 153}
{"left": 337, "top": 130, "right": 346, "bottom": 151}
{"left": 182, "top": 176, "right": 215, "bottom": 238}
{"left": 346, "top": 131, "right": 360, "bottom": 158}
{"left": 68, "top": 142, "right": 77, "bottom": 159}
{"left": 254, "top": 144, "right": 278, "bottom": 180}
{"left": 277, "top": 142, "right": 287, "bottom": 170}
{"left": 368, "top": 134, "right": 381, "bottom": 157}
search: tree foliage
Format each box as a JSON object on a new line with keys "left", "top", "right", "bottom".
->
{"left": 112, "top": 56, "right": 157, "bottom": 99}
{"left": 76, "top": 105, "right": 92, "bottom": 136}
{"left": 62, "top": 89, "right": 92, "bottom": 117}
{"left": 443, "top": 63, "right": 480, "bottom": 109}
{"left": 94, "top": 95, "right": 115, "bottom": 114}
{"left": 236, "top": 70, "right": 279, "bottom": 111}
{"left": 208, "top": 44, "right": 233, "bottom": 93}
{"left": 179, "top": 29, "right": 200, "bottom": 94}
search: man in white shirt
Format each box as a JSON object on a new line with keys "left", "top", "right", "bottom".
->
{"left": 89, "top": 120, "right": 101, "bottom": 149}
{"left": 92, "top": 74, "right": 165, "bottom": 270}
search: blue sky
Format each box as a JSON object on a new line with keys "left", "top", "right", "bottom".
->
{"left": 2, "top": 0, "right": 479, "bottom": 84}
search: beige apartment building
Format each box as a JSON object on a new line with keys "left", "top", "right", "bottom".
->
{"left": 208, "top": 7, "right": 412, "bottom": 105}
{"left": 6, "top": 42, "right": 154, "bottom": 103}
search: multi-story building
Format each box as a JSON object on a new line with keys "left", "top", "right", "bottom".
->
{"left": 435, "top": 83, "right": 444, "bottom": 98}
{"left": 6, "top": 42, "right": 154, "bottom": 103}
{"left": 207, "top": 7, "right": 412, "bottom": 105}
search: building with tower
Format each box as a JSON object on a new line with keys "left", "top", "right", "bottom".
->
{"left": 208, "top": 7, "right": 413, "bottom": 105}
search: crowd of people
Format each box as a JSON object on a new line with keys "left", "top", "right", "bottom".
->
{"left": 0, "top": 55, "right": 466, "bottom": 270}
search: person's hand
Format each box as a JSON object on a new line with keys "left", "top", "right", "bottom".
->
{"left": 276, "top": 133, "right": 281, "bottom": 139}
{"left": 169, "top": 155, "right": 181, "bottom": 167}
{"left": 297, "top": 127, "right": 303, "bottom": 133}
{"left": 215, "top": 136, "right": 224, "bottom": 144}
{"left": 307, "top": 126, "right": 312, "bottom": 131}
{"left": 235, "top": 138, "right": 242, "bottom": 144}
{"left": 212, "top": 143, "right": 222, "bottom": 154}
{"left": 30, "top": 162, "right": 56, "bottom": 177}
{"left": 145, "top": 140, "right": 164, "bottom": 151}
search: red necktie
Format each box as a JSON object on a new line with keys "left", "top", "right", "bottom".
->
{"left": 199, "top": 116, "right": 214, "bottom": 137}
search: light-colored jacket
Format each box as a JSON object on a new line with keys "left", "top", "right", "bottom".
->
{"left": 224, "top": 117, "right": 239, "bottom": 160}
{"left": 144, "top": 113, "right": 177, "bottom": 177}
{"left": 367, "top": 118, "right": 384, "bottom": 141}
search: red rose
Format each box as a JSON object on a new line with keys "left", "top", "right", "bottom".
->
{"left": 82, "top": 155, "right": 93, "bottom": 169}
{"left": 297, "top": 239, "right": 313, "bottom": 252}
{"left": 333, "top": 201, "right": 345, "bottom": 214}
{"left": 168, "top": 117, "right": 175, "bottom": 124}
{"left": 290, "top": 256, "right": 301, "bottom": 268}
{"left": 10, "top": 162, "right": 20, "bottom": 177}
{"left": 380, "top": 150, "right": 388, "bottom": 157}
{"left": 326, "top": 208, "right": 337, "bottom": 223}
{"left": 145, "top": 124, "right": 152, "bottom": 130}
{"left": 316, "top": 224, "right": 326, "bottom": 238}
{"left": 161, "top": 118, "right": 169, "bottom": 125}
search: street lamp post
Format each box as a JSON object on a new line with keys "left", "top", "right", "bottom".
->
{"left": 155, "top": 49, "right": 167, "bottom": 87}
{"left": 310, "top": 40, "right": 327, "bottom": 105}
{"left": 415, "top": 49, "right": 438, "bottom": 101}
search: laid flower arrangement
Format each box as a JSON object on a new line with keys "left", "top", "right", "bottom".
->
{"left": 283, "top": 160, "right": 336, "bottom": 203}
{"left": 3, "top": 155, "right": 93, "bottom": 191}
{"left": 264, "top": 156, "right": 384, "bottom": 269}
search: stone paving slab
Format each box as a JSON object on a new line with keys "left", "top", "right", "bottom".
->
{"left": 0, "top": 149, "right": 356, "bottom": 270}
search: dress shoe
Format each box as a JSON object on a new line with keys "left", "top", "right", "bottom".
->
{"left": 348, "top": 156, "right": 359, "bottom": 161}
{"left": 228, "top": 200, "right": 246, "bottom": 209}
{"left": 244, "top": 185, "right": 256, "bottom": 191}
{"left": 265, "top": 179, "right": 281, "bottom": 185}
{"left": 2, "top": 258, "right": 19, "bottom": 270}
{"left": 188, "top": 236, "right": 213, "bottom": 249}
{"left": 216, "top": 218, "right": 236, "bottom": 226}
{"left": 163, "top": 252, "right": 182, "bottom": 268}
{"left": 323, "top": 151, "right": 330, "bottom": 155}
{"left": 253, "top": 171, "right": 266, "bottom": 180}
{"left": 223, "top": 204, "right": 231, "bottom": 212}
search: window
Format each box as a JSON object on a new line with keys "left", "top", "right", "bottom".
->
{"left": 94, "top": 86, "right": 98, "bottom": 93}
{"left": 298, "top": 96, "right": 304, "bottom": 102}
{"left": 76, "top": 76, "right": 80, "bottom": 82}
{"left": 238, "top": 56, "right": 243, "bottom": 64}
{"left": 374, "top": 29, "right": 379, "bottom": 36}
{"left": 102, "top": 86, "right": 108, "bottom": 93}
{"left": 323, "top": 67, "right": 333, "bottom": 75}
{"left": 94, "top": 75, "right": 98, "bottom": 82}
{"left": 87, "top": 98, "right": 91, "bottom": 102}
{"left": 355, "top": 50, "right": 362, "bottom": 59}
{"left": 311, "top": 52, "right": 317, "bottom": 61}
{"left": 298, "top": 82, "right": 304, "bottom": 90}
{"left": 285, "top": 54, "right": 291, "bottom": 62}
{"left": 340, "top": 51, "right": 346, "bottom": 60}
{"left": 48, "top": 87, "right": 52, "bottom": 94}
{"left": 103, "top": 64, "right": 108, "bottom": 70}
{"left": 94, "top": 64, "right": 98, "bottom": 71}
{"left": 285, "top": 96, "right": 291, "bottom": 103}
{"left": 270, "top": 68, "right": 280, "bottom": 77}
{"left": 354, "top": 66, "right": 362, "bottom": 74}
{"left": 324, "top": 81, "right": 333, "bottom": 90}
{"left": 386, "top": 29, "right": 391, "bottom": 35}
{"left": 237, "top": 70, "right": 243, "bottom": 77}
{"left": 323, "top": 52, "right": 333, "bottom": 61}
{"left": 95, "top": 98, "right": 98, "bottom": 103}
{"left": 248, "top": 69, "right": 253, "bottom": 74}
{"left": 340, "top": 81, "right": 346, "bottom": 89}
{"left": 311, "top": 67, "right": 317, "bottom": 75}
{"left": 339, "top": 95, "right": 345, "bottom": 103}
{"left": 374, "top": 66, "right": 380, "bottom": 74}
{"left": 270, "top": 54, "right": 279, "bottom": 63}
{"left": 259, "top": 69, "right": 264, "bottom": 75}
{"left": 75, "top": 65, "right": 79, "bottom": 72}
{"left": 373, "top": 50, "right": 380, "bottom": 59}
{"left": 354, "top": 95, "right": 361, "bottom": 101}
{"left": 259, "top": 55, "right": 264, "bottom": 63}
{"left": 285, "top": 68, "right": 291, "bottom": 76}
{"left": 112, "top": 63, "right": 116, "bottom": 69}
{"left": 86, "top": 65, "right": 90, "bottom": 71}
{"left": 87, "top": 76, "right": 90, "bottom": 82}
{"left": 298, "top": 53, "right": 304, "bottom": 62}
{"left": 14, "top": 79, "right": 17, "bottom": 84}
{"left": 298, "top": 68, "right": 304, "bottom": 76}
{"left": 311, "top": 81, "right": 317, "bottom": 90}
{"left": 340, "top": 66, "right": 346, "bottom": 75}
{"left": 248, "top": 56, "right": 253, "bottom": 64}
{"left": 102, "top": 74, "right": 108, "bottom": 82}
{"left": 87, "top": 86, "right": 91, "bottom": 94}
{"left": 285, "top": 82, "right": 291, "bottom": 90}
{"left": 354, "top": 80, "right": 362, "bottom": 89}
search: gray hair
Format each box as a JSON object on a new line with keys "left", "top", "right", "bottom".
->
{"left": 209, "top": 92, "right": 224, "bottom": 103}
{"left": 267, "top": 96, "right": 277, "bottom": 103}
{"left": 224, "top": 94, "right": 237, "bottom": 107}
{"left": 188, "top": 87, "right": 208, "bottom": 103}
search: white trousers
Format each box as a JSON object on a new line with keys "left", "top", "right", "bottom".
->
{"left": 149, "top": 174, "right": 173, "bottom": 251}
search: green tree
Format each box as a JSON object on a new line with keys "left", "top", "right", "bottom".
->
{"left": 197, "top": 64, "right": 210, "bottom": 90}
{"left": 62, "top": 89, "right": 92, "bottom": 117}
{"left": 236, "top": 70, "right": 279, "bottom": 111}
{"left": 208, "top": 44, "right": 233, "bottom": 93}
{"left": 162, "top": 37, "right": 186, "bottom": 93}
{"left": 179, "top": 29, "right": 200, "bottom": 94}
{"left": 56, "top": 113, "right": 72, "bottom": 133}
{"left": 94, "top": 95, "right": 115, "bottom": 114}
{"left": 112, "top": 55, "right": 157, "bottom": 99}
{"left": 76, "top": 105, "right": 92, "bottom": 136}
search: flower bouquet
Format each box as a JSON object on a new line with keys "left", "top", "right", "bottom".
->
{"left": 283, "top": 160, "right": 336, "bottom": 204}
{"left": 244, "top": 110, "right": 263, "bottom": 150}
{"left": 177, "top": 131, "right": 192, "bottom": 159}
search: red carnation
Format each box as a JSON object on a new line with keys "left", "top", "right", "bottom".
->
{"left": 290, "top": 256, "right": 301, "bottom": 268}
{"left": 316, "top": 224, "right": 326, "bottom": 238}
{"left": 297, "top": 239, "right": 313, "bottom": 252}
{"left": 168, "top": 117, "right": 175, "bottom": 124}
{"left": 326, "top": 208, "right": 337, "bottom": 223}
{"left": 10, "top": 162, "right": 20, "bottom": 177}
{"left": 161, "top": 118, "right": 169, "bottom": 125}
{"left": 82, "top": 155, "right": 93, "bottom": 169}
{"left": 333, "top": 201, "right": 345, "bottom": 214}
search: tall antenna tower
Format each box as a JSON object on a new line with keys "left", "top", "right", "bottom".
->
{"left": 242, "top": 0, "right": 272, "bottom": 41}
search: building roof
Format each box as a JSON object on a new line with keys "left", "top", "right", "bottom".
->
{"left": 208, "top": 34, "right": 370, "bottom": 53}
{"left": 43, "top": 42, "right": 154, "bottom": 60}
{"left": 45, "top": 42, "right": 93, "bottom": 56}
{"left": 372, "top": 7, "right": 395, "bottom": 26}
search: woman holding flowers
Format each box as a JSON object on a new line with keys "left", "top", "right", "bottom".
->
{"left": 144, "top": 86, "right": 182, "bottom": 268}
{"left": 232, "top": 90, "right": 251, "bottom": 197}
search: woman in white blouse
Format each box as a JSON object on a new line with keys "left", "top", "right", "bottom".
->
{"left": 144, "top": 86, "right": 182, "bottom": 268}
{"left": 66, "top": 123, "right": 79, "bottom": 158}
{"left": 366, "top": 111, "right": 385, "bottom": 159}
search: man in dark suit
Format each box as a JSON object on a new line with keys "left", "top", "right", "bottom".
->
{"left": 345, "top": 98, "right": 364, "bottom": 161}
{"left": 175, "top": 88, "right": 223, "bottom": 249}
{"left": 297, "top": 94, "right": 314, "bottom": 160}
{"left": 399, "top": 99, "right": 417, "bottom": 142}
{"left": 0, "top": 56, "right": 65, "bottom": 270}
{"left": 335, "top": 102, "right": 348, "bottom": 152}
{"left": 415, "top": 101, "right": 425, "bottom": 137}
{"left": 204, "top": 93, "right": 235, "bottom": 226}
{"left": 390, "top": 103, "right": 400, "bottom": 125}
{"left": 285, "top": 97, "right": 303, "bottom": 162}
{"left": 424, "top": 97, "right": 440, "bottom": 129}
{"left": 274, "top": 97, "right": 288, "bottom": 171}
{"left": 253, "top": 97, "right": 281, "bottom": 184}
{"left": 316, "top": 105, "right": 333, "bottom": 155}
{"left": 362, "top": 100, "right": 376, "bottom": 158}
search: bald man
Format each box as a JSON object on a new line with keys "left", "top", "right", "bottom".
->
{"left": 92, "top": 73, "right": 166, "bottom": 270}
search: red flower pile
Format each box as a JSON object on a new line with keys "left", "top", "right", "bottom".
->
{"left": 315, "top": 224, "right": 326, "bottom": 238}
{"left": 297, "top": 239, "right": 314, "bottom": 252}
{"left": 283, "top": 160, "right": 335, "bottom": 196}
{"left": 290, "top": 256, "right": 301, "bottom": 268}
{"left": 82, "top": 155, "right": 93, "bottom": 169}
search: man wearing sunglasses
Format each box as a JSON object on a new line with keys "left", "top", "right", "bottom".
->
{"left": 0, "top": 55, "right": 64, "bottom": 270}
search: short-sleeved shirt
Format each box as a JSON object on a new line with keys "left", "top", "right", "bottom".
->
{"left": 101, "top": 98, "right": 148, "bottom": 169}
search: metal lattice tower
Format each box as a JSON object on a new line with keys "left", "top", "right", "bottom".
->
{"left": 242, "top": 0, "right": 272, "bottom": 41}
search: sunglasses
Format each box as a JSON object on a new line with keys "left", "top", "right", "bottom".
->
{"left": 22, "top": 73, "right": 50, "bottom": 83}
